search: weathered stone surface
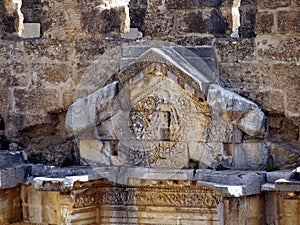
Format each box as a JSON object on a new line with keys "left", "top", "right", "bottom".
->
{"left": 268, "top": 115, "right": 299, "bottom": 142}
{"left": 0, "top": 150, "right": 27, "bottom": 168}
{"left": 223, "top": 195, "right": 265, "bottom": 225}
{"left": 65, "top": 81, "right": 119, "bottom": 136}
{"left": 122, "top": 28, "right": 143, "bottom": 40}
{"left": 0, "top": 165, "right": 31, "bottom": 189}
{"left": 24, "top": 38, "right": 72, "bottom": 62}
{"left": 265, "top": 191, "right": 300, "bottom": 225}
{"left": 256, "top": 37, "right": 300, "bottom": 61}
{"left": 257, "top": 0, "right": 291, "bottom": 9}
{"left": 143, "top": 8, "right": 175, "bottom": 36}
{"left": 238, "top": 108, "right": 266, "bottom": 136}
{"left": 79, "top": 0, "right": 130, "bottom": 35}
{"left": 21, "top": 185, "right": 62, "bottom": 224}
{"left": 214, "top": 39, "right": 255, "bottom": 63}
{"left": 0, "top": 90, "right": 11, "bottom": 115}
{"left": 242, "top": 90, "right": 285, "bottom": 114}
{"left": 270, "top": 143, "right": 300, "bottom": 169}
{"left": 255, "top": 12, "right": 274, "bottom": 35}
{"left": 189, "top": 142, "right": 232, "bottom": 169}
{"left": 272, "top": 63, "right": 300, "bottom": 114}
{"left": 165, "top": 0, "right": 222, "bottom": 8}
{"left": 233, "top": 142, "right": 269, "bottom": 170}
{"left": 278, "top": 10, "right": 300, "bottom": 35}
{"left": 14, "top": 88, "right": 59, "bottom": 114}
{"left": 238, "top": 0, "right": 256, "bottom": 38}
{"left": 0, "top": 187, "right": 21, "bottom": 224}
{"left": 207, "top": 84, "right": 267, "bottom": 137}
{"left": 79, "top": 140, "right": 111, "bottom": 167}
{"left": 175, "top": 9, "right": 229, "bottom": 34}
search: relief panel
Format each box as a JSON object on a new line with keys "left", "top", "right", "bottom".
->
{"left": 111, "top": 70, "right": 211, "bottom": 169}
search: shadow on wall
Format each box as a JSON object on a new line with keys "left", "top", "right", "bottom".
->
{"left": 0, "top": 0, "right": 42, "bottom": 39}
{"left": 0, "top": 116, "right": 9, "bottom": 150}
{"left": 129, "top": 0, "right": 148, "bottom": 34}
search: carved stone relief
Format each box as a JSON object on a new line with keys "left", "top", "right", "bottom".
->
{"left": 66, "top": 46, "right": 268, "bottom": 173}
{"left": 73, "top": 183, "right": 222, "bottom": 209}
{"left": 112, "top": 69, "right": 211, "bottom": 169}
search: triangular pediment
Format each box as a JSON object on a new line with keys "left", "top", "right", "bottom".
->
{"left": 66, "top": 45, "right": 268, "bottom": 173}
{"left": 118, "top": 46, "right": 217, "bottom": 96}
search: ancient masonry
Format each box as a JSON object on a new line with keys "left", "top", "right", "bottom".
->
{"left": 0, "top": 0, "right": 299, "bottom": 225}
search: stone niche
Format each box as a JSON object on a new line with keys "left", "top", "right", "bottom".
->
{"left": 66, "top": 46, "right": 268, "bottom": 173}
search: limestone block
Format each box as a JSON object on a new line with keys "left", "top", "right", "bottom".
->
{"left": 165, "top": 0, "right": 222, "bottom": 8}
{"left": 21, "top": 23, "right": 40, "bottom": 38}
{"left": 80, "top": 0, "right": 130, "bottom": 35}
{"left": 0, "top": 165, "right": 31, "bottom": 189}
{"left": 65, "top": 81, "right": 118, "bottom": 137}
{"left": 255, "top": 12, "right": 274, "bottom": 35}
{"left": 0, "top": 150, "right": 27, "bottom": 167}
{"left": 256, "top": 37, "right": 300, "bottom": 62}
{"left": 79, "top": 140, "right": 111, "bottom": 167}
{"left": 214, "top": 39, "right": 255, "bottom": 63}
{"left": 257, "top": 0, "right": 290, "bottom": 9}
{"left": 0, "top": 187, "right": 21, "bottom": 224}
{"left": 278, "top": 10, "right": 300, "bottom": 35}
{"left": 223, "top": 195, "right": 265, "bottom": 225}
{"left": 233, "top": 142, "right": 269, "bottom": 170}
{"left": 266, "top": 171, "right": 291, "bottom": 183}
{"left": 207, "top": 117, "right": 243, "bottom": 143}
{"left": 207, "top": 84, "right": 257, "bottom": 113}
{"left": 207, "top": 84, "right": 267, "bottom": 137}
{"left": 189, "top": 142, "right": 232, "bottom": 169}
{"left": 14, "top": 88, "right": 59, "bottom": 114}
{"left": 174, "top": 9, "right": 228, "bottom": 34}
{"left": 269, "top": 143, "right": 300, "bottom": 169}
{"left": 21, "top": 185, "right": 61, "bottom": 224}
{"left": 238, "top": 108, "right": 266, "bottom": 136}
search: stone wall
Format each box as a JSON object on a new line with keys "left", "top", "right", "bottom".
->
{"left": 0, "top": 0, "right": 299, "bottom": 168}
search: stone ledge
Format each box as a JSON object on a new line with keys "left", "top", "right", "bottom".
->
{"left": 0, "top": 164, "right": 31, "bottom": 189}
{"left": 261, "top": 183, "right": 276, "bottom": 191}
{"left": 27, "top": 167, "right": 267, "bottom": 197}
{"left": 275, "top": 179, "right": 300, "bottom": 192}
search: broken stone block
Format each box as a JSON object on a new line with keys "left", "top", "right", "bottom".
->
{"left": 207, "top": 84, "right": 267, "bottom": 137}
{"left": 238, "top": 108, "right": 266, "bottom": 137}
{"left": 65, "top": 81, "right": 118, "bottom": 138}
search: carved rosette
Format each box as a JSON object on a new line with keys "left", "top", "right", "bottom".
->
{"left": 128, "top": 95, "right": 187, "bottom": 168}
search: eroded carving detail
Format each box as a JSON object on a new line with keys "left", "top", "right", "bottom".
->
{"left": 129, "top": 95, "right": 182, "bottom": 141}
{"left": 73, "top": 185, "right": 222, "bottom": 209}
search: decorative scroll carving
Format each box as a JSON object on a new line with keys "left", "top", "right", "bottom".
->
{"left": 73, "top": 185, "right": 222, "bottom": 209}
